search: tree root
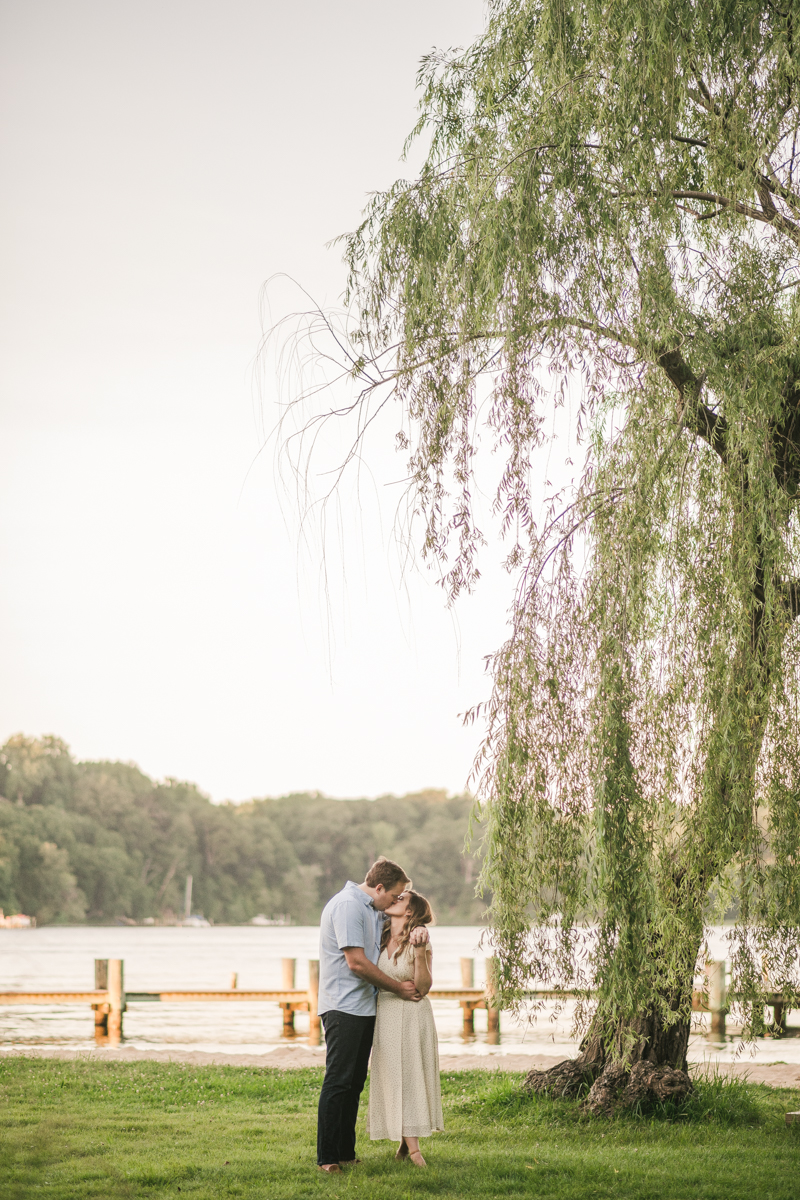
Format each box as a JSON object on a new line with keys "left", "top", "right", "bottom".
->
{"left": 583, "top": 1062, "right": 628, "bottom": 1115}
{"left": 523, "top": 1056, "right": 693, "bottom": 1114}
{"left": 523, "top": 1057, "right": 599, "bottom": 1099}
{"left": 585, "top": 1059, "right": 693, "bottom": 1117}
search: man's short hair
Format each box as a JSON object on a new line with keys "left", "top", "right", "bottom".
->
{"left": 365, "top": 857, "right": 410, "bottom": 891}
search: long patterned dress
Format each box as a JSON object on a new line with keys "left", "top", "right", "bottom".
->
{"left": 367, "top": 944, "right": 444, "bottom": 1140}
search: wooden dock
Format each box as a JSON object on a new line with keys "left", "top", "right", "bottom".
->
{"left": 0, "top": 956, "right": 501, "bottom": 1044}
{"left": 0, "top": 957, "right": 787, "bottom": 1045}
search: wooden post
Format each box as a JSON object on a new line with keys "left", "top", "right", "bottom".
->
{"left": 107, "top": 958, "right": 125, "bottom": 1043}
{"left": 308, "top": 959, "right": 320, "bottom": 1045}
{"left": 460, "top": 958, "right": 476, "bottom": 1032}
{"left": 771, "top": 997, "right": 787, "bottom": 1035}
{"left": 94, "top": 959, "right": 109, "bottom": 1036}
{"left": 281, "top": 958, "right": 296, "bottom": 1036}
{"left": 486, "top": 957, "right": 500, "bottom": 1039}
{"left": 762, "top": 956, "right": 787, "bottom": 1035}
{"left": 704, "top": 960, "right": 726, "bottom": 1037}
{"left": 230, "top": 972, "right": 238, "bottom": 989}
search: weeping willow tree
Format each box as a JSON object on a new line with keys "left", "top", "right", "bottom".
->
{"left": 299, "top": 0, "right": 800, "bottom": 1111}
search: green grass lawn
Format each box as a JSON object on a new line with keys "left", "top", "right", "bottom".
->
{"left": 0, "top": 1058, "right": 797, "bottom": 1200}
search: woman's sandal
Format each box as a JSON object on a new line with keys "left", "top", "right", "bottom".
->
{"left": 409, "top": 1151, "right": 427, "bottom": 1168}
{"left": 395, "top": 1141, "right": 409, "bottom": 1161}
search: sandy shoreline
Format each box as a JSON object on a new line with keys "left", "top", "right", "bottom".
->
{"left": 2, "top": 1044, "right": 799, "bottom": 1090}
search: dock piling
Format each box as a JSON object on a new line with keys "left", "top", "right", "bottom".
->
{"left": 770, "top": 997, "right": 787, "bottom": 1035}
{"left": 459, "top": 958, "right": 476, "bottom": 1035}
{"left": 308, "top": 959, "right": 320, "bottom": 1045}
{"left": 704, "top": 960, "right": 726, "bottom": 1037}
{"left": 107, "top": 959, "right": 125, "bottom": 1043}
{"left": 281, "top": 958, "right": 297, "bottom": 1036}
{"left": 93, "top": 959, "right": 109, "bottom": 1037}
{"left": 486, "top": 957, "right": 500, "bottom": 1040}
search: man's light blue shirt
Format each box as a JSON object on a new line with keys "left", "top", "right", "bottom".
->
{"left": 317, "top": 881, "right": 385, "bottom": 1017}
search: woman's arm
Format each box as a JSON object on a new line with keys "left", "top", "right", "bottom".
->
{"left": 413, "top": 945, "right": 433, "bottom": 996}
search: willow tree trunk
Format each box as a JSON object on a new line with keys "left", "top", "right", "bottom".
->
{"left": 524, "top": 949, "right": 698, "bottom": 1115}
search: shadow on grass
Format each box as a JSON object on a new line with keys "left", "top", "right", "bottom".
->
{"left": 0, "top": 1117, "right": 136, "bottom": 1200}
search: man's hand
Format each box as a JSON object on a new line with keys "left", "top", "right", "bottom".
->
{"left": 395, "top": 980, "right": 422, "bottom": 1002}
{"left": 409, "top": 926, "right": 429, "bottom": 946}
{"left": 342, "top": 946, "right": 422, "bottom": 1000}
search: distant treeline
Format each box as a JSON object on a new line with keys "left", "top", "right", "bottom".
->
{"left": 0, "top": 736, "right": 486, "bottom": 926}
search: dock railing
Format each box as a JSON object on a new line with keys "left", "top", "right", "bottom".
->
{"left": 0, "top": 958, "right": 787, "bottom": 1045}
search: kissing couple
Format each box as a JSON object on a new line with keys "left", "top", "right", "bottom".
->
{"left": 315, "top": 857, "right": 443, "bottom": 1173}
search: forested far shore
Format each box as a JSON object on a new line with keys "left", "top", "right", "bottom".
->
{"left": 0, "top": 735, "right": 486, "bottom": 926}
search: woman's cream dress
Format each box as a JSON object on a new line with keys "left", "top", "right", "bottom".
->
{"left": 367, "top": 944, "right": 444, "bottom": 1140}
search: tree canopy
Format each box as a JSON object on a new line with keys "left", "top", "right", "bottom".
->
{"left": 0, "top": 735, "right": 483, "bottom": 926}
{"left": 322, "top": 0, "right": 800, "bottom": 1107}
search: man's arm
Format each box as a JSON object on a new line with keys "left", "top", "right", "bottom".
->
{"left": 342, "top": 947, "right": 421, "bottom": 1001}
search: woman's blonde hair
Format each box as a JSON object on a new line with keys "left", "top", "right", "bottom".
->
{"left": 381, "top": 890, "right": 435, "bottom": 960}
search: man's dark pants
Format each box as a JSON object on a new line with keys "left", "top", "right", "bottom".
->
{"left": 317, "top": 1010, "right": 375, "bottom": 1165}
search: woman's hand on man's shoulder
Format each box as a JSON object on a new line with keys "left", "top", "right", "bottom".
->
{"left": 409, "top": 926, "right": 430, "bottom": 946}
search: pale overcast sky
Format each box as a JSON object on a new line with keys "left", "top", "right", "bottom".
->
{"left": 0, "top": 0, "right": 536, "bottom": 802}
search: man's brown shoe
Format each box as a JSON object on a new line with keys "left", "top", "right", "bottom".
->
{"left": 317, "top": 1164, "right": 342, "bottom": 1174}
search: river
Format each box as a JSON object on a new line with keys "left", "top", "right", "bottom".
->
{"left": 1, "top": 925, "right": 797, "bottom": 1064}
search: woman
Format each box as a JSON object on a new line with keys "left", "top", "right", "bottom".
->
{"left": 367, "top": 890, "right": 444, "bottom": 1167}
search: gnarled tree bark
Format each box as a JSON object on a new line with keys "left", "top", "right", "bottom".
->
{"left": 524, "top": 1002, "right": 694, "bottom": 1114}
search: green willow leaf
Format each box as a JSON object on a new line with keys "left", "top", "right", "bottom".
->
{"left": 303, "top": 0, "right": 800, "bottom": 1056}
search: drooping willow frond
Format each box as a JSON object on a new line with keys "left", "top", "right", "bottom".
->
{"left": 284, "top": 1, "right": 800, "bottom": 1041}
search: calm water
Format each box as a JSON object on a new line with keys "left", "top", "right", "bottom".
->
{"left": 1, "top": 925, "right": 796, "bottom": 1063}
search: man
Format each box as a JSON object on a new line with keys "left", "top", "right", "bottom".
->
{"left": 316, "top": 857, "right": 428, "bottom": 1174}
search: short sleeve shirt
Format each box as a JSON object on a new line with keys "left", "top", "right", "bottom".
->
{"left": 317, "top": 881, "right": 385, "bottom": 1016}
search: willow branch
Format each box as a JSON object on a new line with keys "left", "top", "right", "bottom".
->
{"left": 656, "top": 346, "right": 727, "bottom": 461}
{"left": 671, "top": 190, "right": 800, "bottom": 243}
